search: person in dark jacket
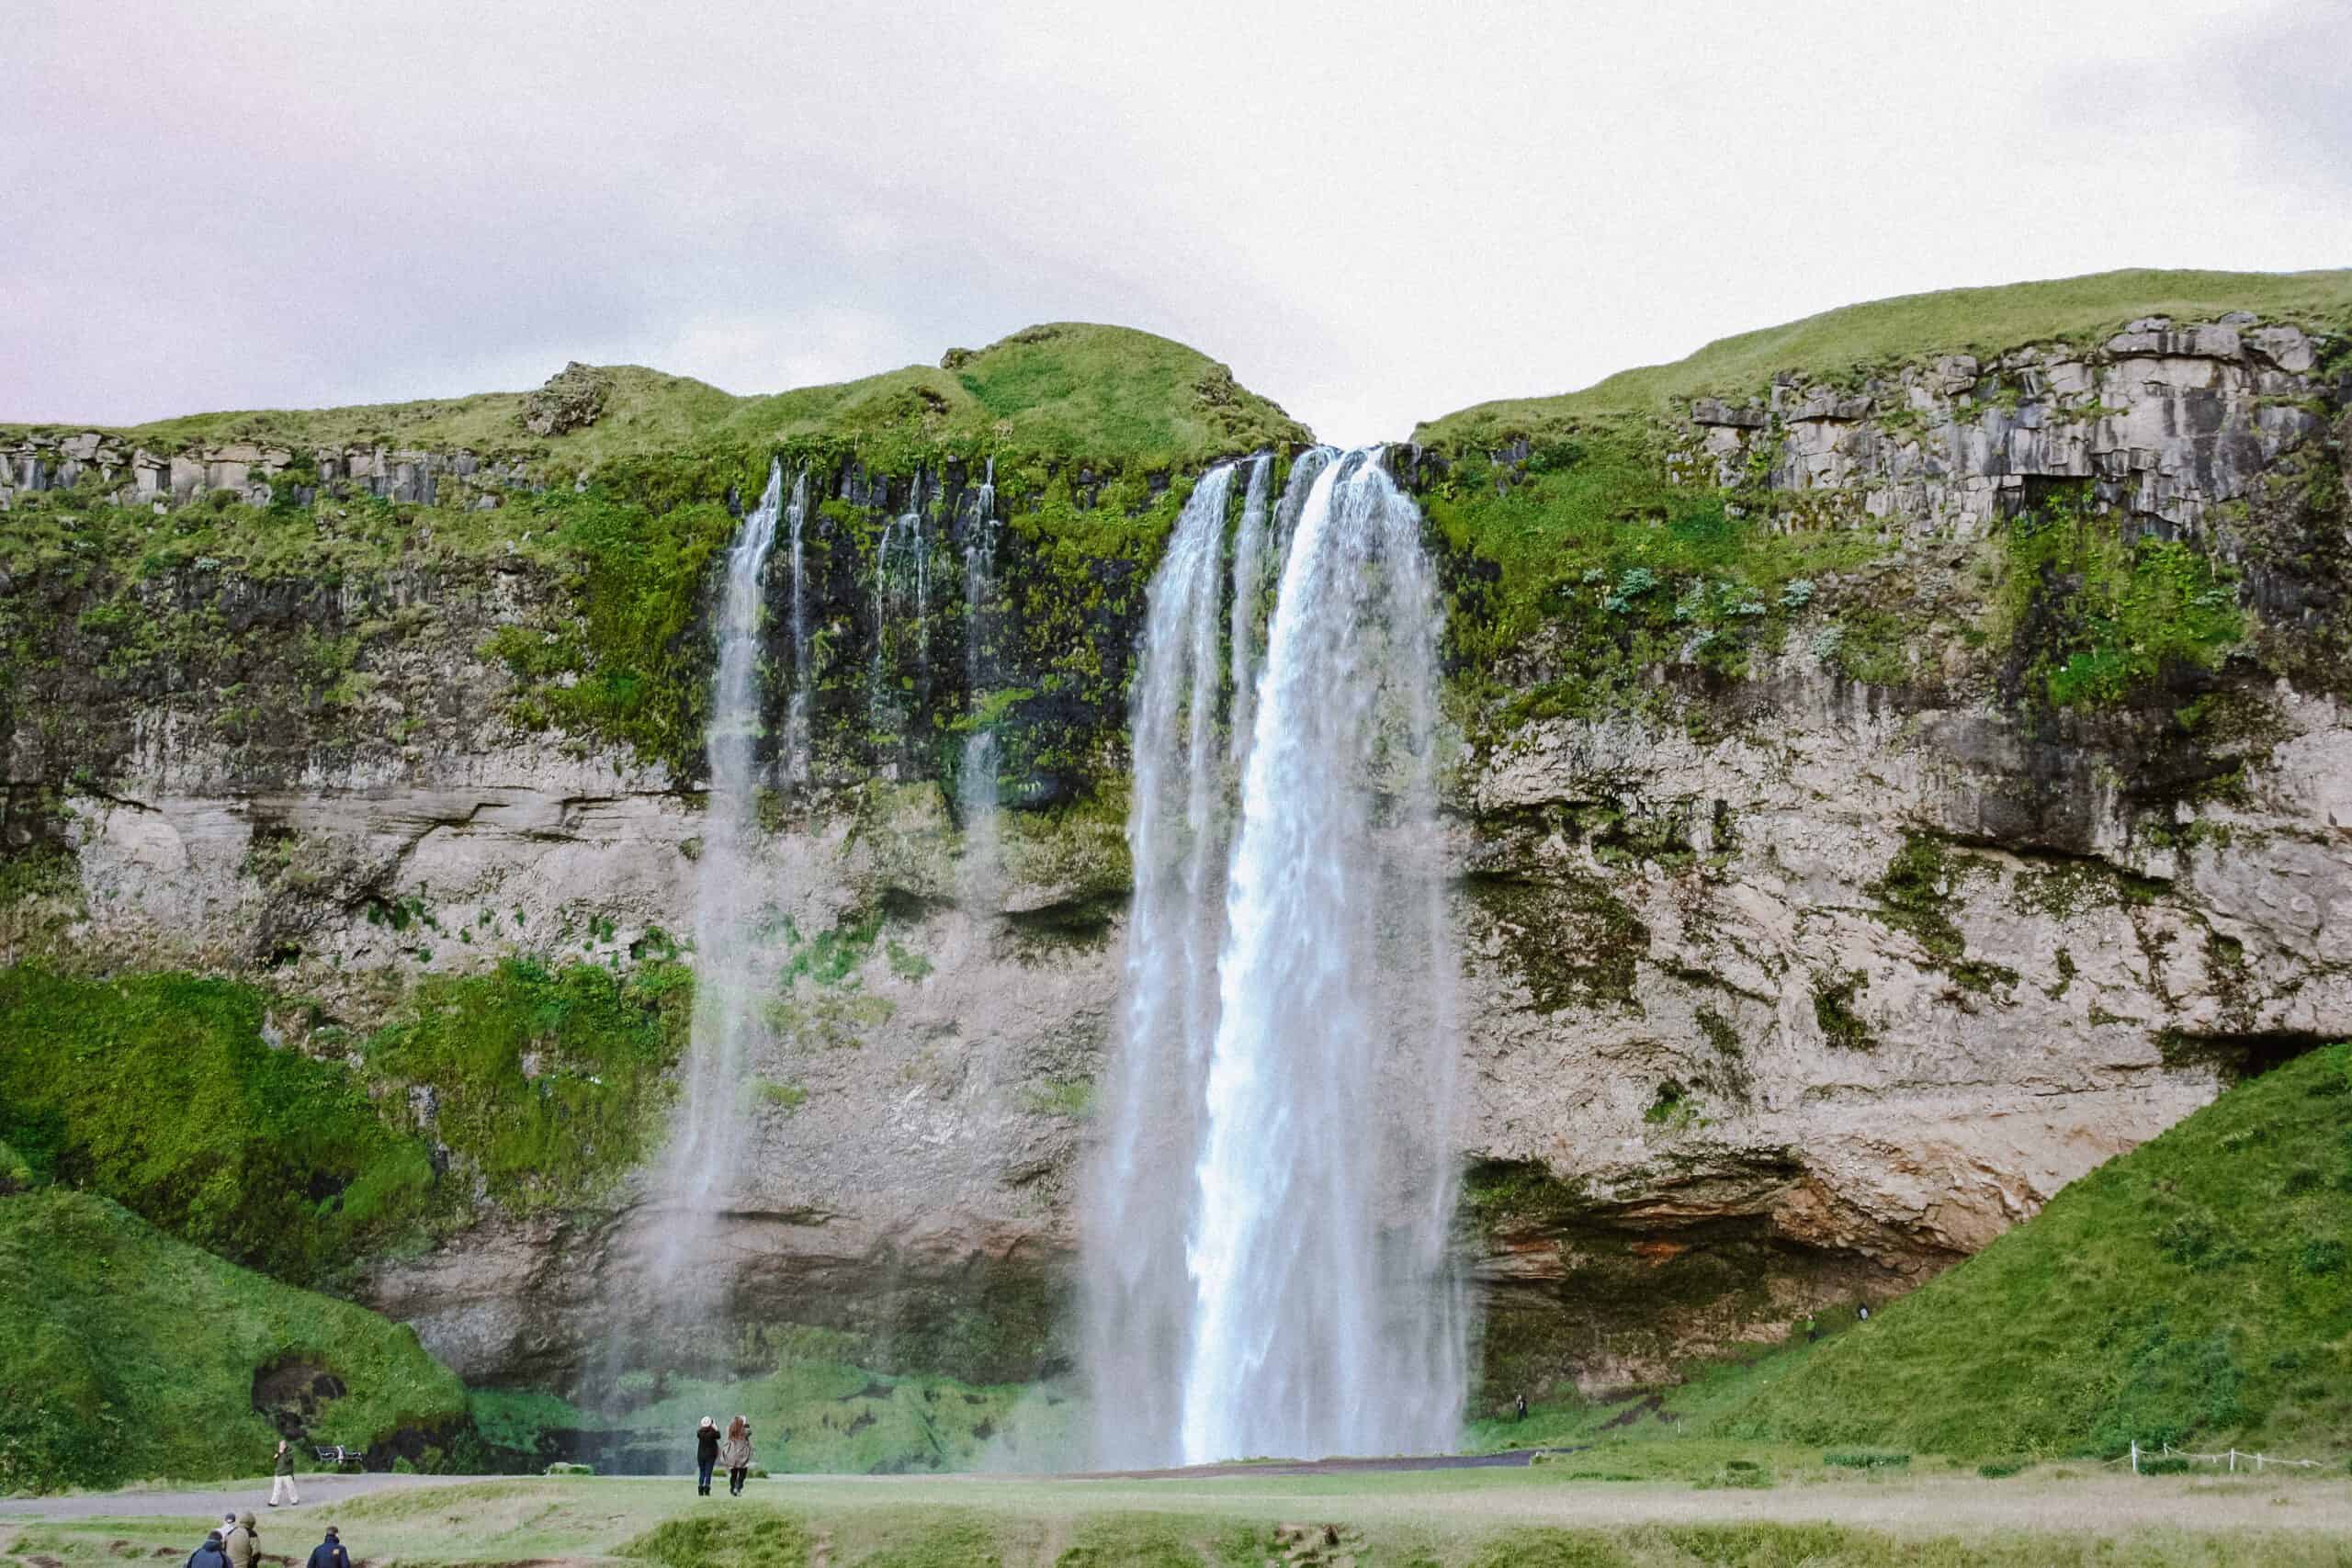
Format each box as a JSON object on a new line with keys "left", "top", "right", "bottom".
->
{"left": 695, "top": 1416, "right": 721, "bottom": 1495}
{"left": 269, "top": 1438, "right": 300, "bottom": 1507}
{"left": 305, "top": 1526, "right": 351, "bottom": 1568}
{"left": 187, "top": 1530, "right": 231, "bottom": 1568}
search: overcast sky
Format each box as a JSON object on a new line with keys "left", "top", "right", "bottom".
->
{"left": 6, "top": 1, "right": 2347, "bottom": 444}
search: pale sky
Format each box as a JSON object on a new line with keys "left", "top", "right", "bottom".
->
{"left": 6, "top": 1, "right": 2347, "bottom": 445}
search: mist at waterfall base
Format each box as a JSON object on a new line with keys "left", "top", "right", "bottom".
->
{"left": 1082, "top": 448, "right": 1467, "bottom": 1468}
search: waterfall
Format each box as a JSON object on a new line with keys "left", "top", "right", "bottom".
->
{"left": 960, "top": 458, "right": 1001, "bottom": 888}
{"left": 662, "top": 457, "right": 787, "bottom": 1215}
{"left": 871, "top": 497, "right": 930, "bottom": 755}
{"left": 1225, "top": 455, "right": 1273, "bottom": 765}
{"left": 1082, "top": 449, "right": 1464, "bottom": 1468}
{"left": 781, "top": 469, "right": 814, "bottom": 784}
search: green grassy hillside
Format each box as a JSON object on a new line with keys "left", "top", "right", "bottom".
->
{"left": 0, "top": 1186, "right": 466, "bottom": 1493}
{"left": 1702, "top": 1043, "right": 2352, "bottom": 1458}
{"left": 6, "top": 322, "right": 1309, "bottom": 471}
{"left": 1417, "top": 267, "right": 2352, "bottom": 449}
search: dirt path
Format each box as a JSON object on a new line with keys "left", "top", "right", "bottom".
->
{"left": 0, "top": 1472, "right": 476, "bottom": 1521}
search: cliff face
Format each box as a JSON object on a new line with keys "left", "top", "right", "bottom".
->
{"left": 3, "top": 301, "right": 2347, "bottom": 1407}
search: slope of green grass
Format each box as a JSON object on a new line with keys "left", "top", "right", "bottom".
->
{"left": 0, "top": 1187, "right": 465, "bottom": 1494}
{"left": 1417, "top": 267, "right": 2352, "bottom": 449}
{"left": 1714, "top": 1043, "right": 2352, "bottom": 1458}
{"left": 4, "top": 322, "right": 1309, "bottom": 471}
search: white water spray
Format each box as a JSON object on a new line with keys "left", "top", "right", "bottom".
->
{"left": 1084, "top": 450, "right": 1464, "bottom": 1467}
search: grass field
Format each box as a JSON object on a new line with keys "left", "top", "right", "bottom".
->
{"left": 6, "top": 1465, "right": 2352, "bottom": 1566}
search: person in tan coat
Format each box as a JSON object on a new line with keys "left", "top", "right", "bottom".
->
{"left": 223, "top": 1513, "right": 260, "bottom": 1568}
{"left": 718, "top": 1416, "right": 754, "bottom": 1496}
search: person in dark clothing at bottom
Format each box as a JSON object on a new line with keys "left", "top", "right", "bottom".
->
{"left": 187, "top": 1530, "right": 231, "bottom": 1568}
{"left": 305, "top": 1527, "right": 352, "bottom": 1568}
{"left": 695, "top": 1416, "right": 721, "bottom": 1495}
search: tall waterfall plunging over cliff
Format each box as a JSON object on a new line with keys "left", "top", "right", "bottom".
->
{"left": 1083, "top": 449, "right": 1465, "bottom": 1467}
{"left": 662, "top": 458, "right": 790, "bottom": 1221}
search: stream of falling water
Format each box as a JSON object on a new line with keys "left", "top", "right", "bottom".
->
{"left": 661, "top": 457, "right": 787, "bottom": 1231}
{"left": 960, "top": 458, "right": 1001, "bottom": 891}
{"left": 1083, "top": 449, "right": 1464, "bottom": 1467}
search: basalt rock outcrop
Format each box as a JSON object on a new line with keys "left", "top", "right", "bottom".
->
{"left": 3, "top": 306, "right": 2347, "bottom": 1406}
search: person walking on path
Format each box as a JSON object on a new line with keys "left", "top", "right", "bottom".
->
{"left": 305, "top": 1526, "right": 352, "bottom": 1568}
{"left": 695, "top": 1417, "right": 721, "bottom": 1495}
{"left": 223, "top": 1512, "right": 260, "bottom": 1568}
{"left": 718, "top": 1416, "right": 754, "bottom": 1496}
{"left": 187, "top": 1529, "right": 231, "bottom": 1568}
{"left": 269, "top": 1439, "right": 300, "bottom": 1507}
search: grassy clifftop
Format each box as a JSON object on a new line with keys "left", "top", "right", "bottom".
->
{"left": 0, "top": 1187, "right": 466, "bottom": 1493}
{"left": 1417, "top": 266, "right": 2352, "bottom": 449}
{"left": 9, "top": 322, "right": 1310, "bottom": 471}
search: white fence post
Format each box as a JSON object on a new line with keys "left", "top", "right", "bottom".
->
{"left": 2130, "top": 1440, "right": 2139, "bottom": 1475}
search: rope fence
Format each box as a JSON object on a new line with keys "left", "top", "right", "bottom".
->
{"left": 2124, "top": 1439, "right": 2332, "bottom": 1473}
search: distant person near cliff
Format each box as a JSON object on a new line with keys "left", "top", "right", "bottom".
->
{"left": 719, "top": 1416, "right": 754, "bottom": 1495}
{"left": 695, "top": 1416, "right": 721, "bottom": 1495}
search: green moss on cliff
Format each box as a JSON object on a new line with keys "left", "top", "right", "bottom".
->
{"left": 1417, "top": 267, "right": 2352, "bottom": 447}
{"left": 1994, "top": 489, "right": 2245, "bottom": 709}
{"left": 1425, "top": 426, "right": 1884, "bottom": 722}
{"left": 0, "top": 1187, "right": 466, "bottom": 1493}
{"left": 484, "top": 486, "right": 744, "bottom": 773}
{"left": 360, "top": 957, "right": 689, "bottom": 1211}
{"left": 0, "top": 957, "right": 688, "bottom": 1284}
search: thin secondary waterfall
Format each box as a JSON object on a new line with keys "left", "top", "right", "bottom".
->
{"left": 1083, "top": 449, "right": 1464, "bottom": 1468}
{"left": 781, "top": 469, "right": 814, "bottom": 784}
{"left": 662, "top": 457, "right": 787, "bottom": 1216}
{"left": 960, "top": 458, "right": 1001, "bottom": 885}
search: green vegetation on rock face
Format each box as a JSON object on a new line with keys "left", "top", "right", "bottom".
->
{"left": 1423, "top": 425, "right": 1884, "bottom": 722}
{"left": 0, "top": 958, "right": 688, "bottom": 1285}
{"left": 1416, "top": 267, "right": 2352, "bottom": 447}
{"left": 1993, "top": 487, "right": 2245, "bottom": 709}
{"left": 1718, "top": 1043, "right": 2352, "bottom": 1457}
{"left": 0, "top": 1187, "right": 465, "bottom": 1493}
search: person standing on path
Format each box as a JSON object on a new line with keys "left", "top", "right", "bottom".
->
{"left": 718, "top": 1416, "right": 754, "bottom": 1496}
{"left": 305, "top": 1526, "right": 352, "bottom": 1568}
{"left": 187, "top": 1529, "right": 231, "bottom": 1568}
{"left": 223, "top": 1512, "right": 260, "bottom": 1568}
{"left": 268, "top": 1439, "right": 300, "bottom": 1507}
{"left": 695, "top": 1417, "right": 721, "bottom": 1495}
